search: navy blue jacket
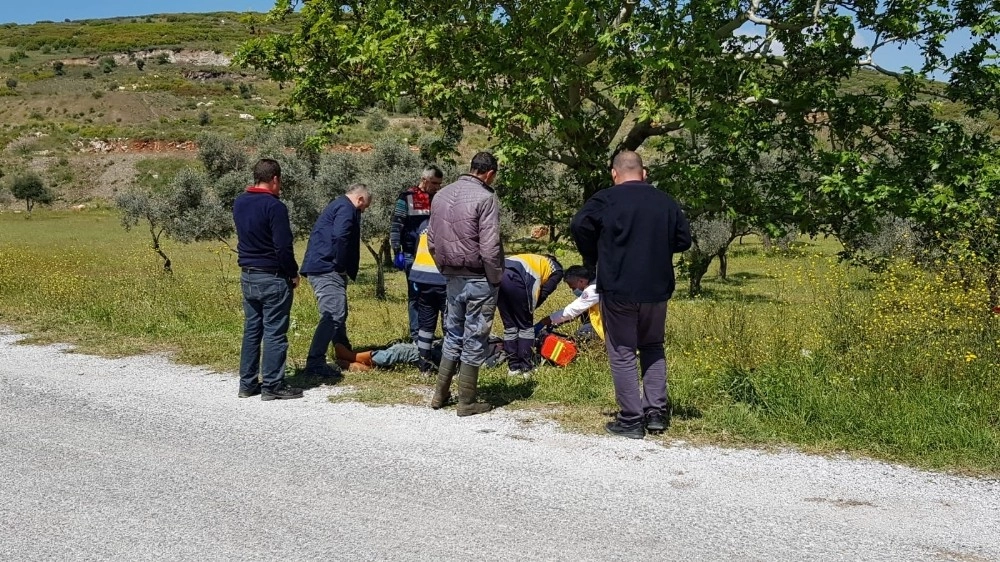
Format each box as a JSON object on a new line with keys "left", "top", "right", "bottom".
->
{"left": 300, "top": 195, "right": 361, "bottom": 280}
{"left": 233, "top": 190, "right": 299, "bottom": 279}
{"left": 570, "top": 180, "right": 691, "bottom": 303}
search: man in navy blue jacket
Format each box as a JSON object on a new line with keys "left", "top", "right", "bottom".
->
{"left": 233, "top": 158, "right": 303, "bottom": 401}
{"left": 571, "top": 151, "right": 691, "bottom": 439}
{"left": 300, "top": 183, "right": 372, "bottom": 375}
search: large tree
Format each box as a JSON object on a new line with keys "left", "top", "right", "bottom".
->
{"left": 238, "top": 0, "right": 998, "bottom": 292}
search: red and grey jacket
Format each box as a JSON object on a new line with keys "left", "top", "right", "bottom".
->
{"left": 389, "top": 186, "right": 432, "bottom": 257}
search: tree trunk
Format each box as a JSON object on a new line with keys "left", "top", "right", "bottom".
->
{"left": 717, "top": 247, "right": 728, "bottom": 280}
{"left": 687, "top": 252, "right": 713, "bottom": 297}
{"left": 379, "top": 236, "right": 393, "bottom": 268}
{"left": 364, "top": 241, "right": 387, "bottom": 300}
{"left": 761, "top": 232, "right": 773, "bottom": 251}
{"left": 987, "top": 267, "right": 999, "bottom": 310}
{"left": 150, "top": 226, "right": 172, "bottom": 273}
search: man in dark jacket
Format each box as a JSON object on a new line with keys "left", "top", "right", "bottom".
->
{"left": 570, "top": 150, "right": 691, "bottom": 439}
{"left": 390, "top": 165, "right": 445, "bottom": 341}
{"left": 300, "top": 183, "right": 372, "bottom": 375}
{"left": 233, "top": 158, "right": 303, "bottom": 401}
{"left": 426, "top": 152, "right": 504, "bottom": 416}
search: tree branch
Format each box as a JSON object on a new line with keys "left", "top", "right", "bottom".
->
{"left": 577, "top": 0, "right": 638, "bottom": 66}
{"left": 618, "top": 118, "right": 683, "bottom": 151}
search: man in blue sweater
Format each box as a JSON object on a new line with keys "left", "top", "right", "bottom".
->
{"left": 571, "top": 151, "right": 691, "bottom": 439}
{"left": 233, "top": 158, "right": 303, "bottom": 401}
{"left": 300, "top": 183, "right": 372, "bottom": 375}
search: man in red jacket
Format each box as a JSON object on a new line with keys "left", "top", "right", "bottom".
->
{"left": 571, "top": 151, "right": 692, "bottom": 438}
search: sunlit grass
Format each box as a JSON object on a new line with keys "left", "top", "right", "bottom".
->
{"left": 1, "top": 209, "right": 997, "bottom": 474}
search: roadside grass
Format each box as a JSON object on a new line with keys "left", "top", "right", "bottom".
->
{"left": 1, "top": 209, "right": 997, "bottom": 475}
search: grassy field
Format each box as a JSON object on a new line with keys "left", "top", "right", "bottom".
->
{"left": 1, "top": 208, "right": 997, "bottom": 474}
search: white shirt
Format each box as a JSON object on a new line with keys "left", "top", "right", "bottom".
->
{"left": 548, "top": 284, "right": 599, "bottom": 325}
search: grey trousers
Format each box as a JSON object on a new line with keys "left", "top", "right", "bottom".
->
{"left": 442, "top": 276, "right": 499, "bottom": 367}
{"left": 601, "top": 299, "right": 669, "bottom": 425}
{"left": 305, "top": 271, "right": 349, "bottom": 369}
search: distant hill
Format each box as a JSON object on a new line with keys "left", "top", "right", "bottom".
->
{"left": 0, "top": 12, "right": 291, "bottom": 54}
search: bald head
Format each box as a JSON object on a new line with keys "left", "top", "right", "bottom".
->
{"left": 611, "top": 151, "right": 646, "bottom": 185}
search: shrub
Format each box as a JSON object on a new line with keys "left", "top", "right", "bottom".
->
{"left": 100, "top": 57, "right": 116, "bottom": 74}
{"left": 82, "top": 71, "right": 94, "bottom": 79}
{"left": 4, "top": 78, "right": 16, "bottom": 89}
{"left": 107, "top": 82, "right": 120, "bottom": 91}
{"left": 135, "top": 58, "right": 145, "bottom": 71}
{"left": 91, "top": 91, "right": 104, "bottom": 99}
{"left": 198, "top": 110, "right": 211, "bottom": 126}
{"left": 365, "top": 110, "right": 389, "bottom": 132}
{"left": 237, "top": 83, "right": 255, "bottom": 99}
{"left": 154, "top": 53, "right": 170, "bottom": 65}
{"left": 52, "top": 61, "right": 64, "bottom": 75}
{"left": 393, "top": 95, "right": 416, "bottom": 115}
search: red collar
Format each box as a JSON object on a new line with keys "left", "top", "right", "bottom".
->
{"left": 246, "top": 185, "right": 279, "bottom": 196}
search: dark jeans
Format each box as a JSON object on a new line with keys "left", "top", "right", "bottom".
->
{"left": 404, "top": 260, "right": 419, "bottom": 340}
{"left": 305, "top": 271, "right": 349, "bottom": 369}
{"left": 601, "top": 299, "right": 669, "bottom": 425}
{"left": 442, "top": 276, "right": 499, "bottom": 367}
{"left": 416, "top": 282, "right": 447, "bottom": 371}
{"left": 498, "top": 268, "right": 535, "bottom": 371}
{"left": 239, "top": 271, "right": 294, "bottom": 392}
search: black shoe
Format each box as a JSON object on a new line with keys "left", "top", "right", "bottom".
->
{"left": 645, "top": 411, "right": 669, "bottom": 434}
{"left": 605, "top": 420, "right": 645, "bottom": 439}
{"left": 261, "top": 383, "right": 304, "bottom": 401}
{"left": 238, "top": 385, "right": 261, "bottom": 398}
{"left": 305, "top": 363, "right": 340, "bottom": 378}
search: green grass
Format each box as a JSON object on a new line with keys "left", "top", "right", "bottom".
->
{"left": 1, "top": 209, "right": 997, "bottom": 474}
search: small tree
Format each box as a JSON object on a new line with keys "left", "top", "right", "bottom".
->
{"left": 5, "top": 78, "right": 16, "bottom": 90}
{"left": 116, "top": 169, "right": 234, "bottom": 272}
{"left": 10, "top": 173, "right": 54, "bottom": 215}
{"left": 52, "top": 61, "right": 64, "bottom": 75}
{"left": 135, "top": 58, "right": 145, "bottom": 71}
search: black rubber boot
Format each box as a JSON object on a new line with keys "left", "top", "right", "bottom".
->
{"left": 431, "top": 357, "right": 458, "bottom": 409}
{"left": 456, "top": 363, "right": 492, "bottom": 417}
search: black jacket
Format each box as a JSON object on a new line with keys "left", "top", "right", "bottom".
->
{"left": 570, "top": 180, "right": 691, "bottom": 302}
{"left": 300, "top": 195, "right": 361, "bottom": 280}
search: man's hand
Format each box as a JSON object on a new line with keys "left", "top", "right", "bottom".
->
{"left": 393, "top": 252, "right": 407, "bottom": 270}
{"left": 291, "top": 276, "right": 301, "bottom": 289}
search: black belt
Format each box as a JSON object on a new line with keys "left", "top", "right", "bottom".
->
{"left": 241, "top": 267, "right": 281, "bottom": 274}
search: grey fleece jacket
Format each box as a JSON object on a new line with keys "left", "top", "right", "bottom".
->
{"left": 426, "top": 174, "right": 504, "bottom": 285}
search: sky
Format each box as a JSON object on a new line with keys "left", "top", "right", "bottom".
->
{"left": 2, "top": 1, "right": 279, "bottom": 25}
{"left": 2, "top": 1, "right": 976, "bottom": 75}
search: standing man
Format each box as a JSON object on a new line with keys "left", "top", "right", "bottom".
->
{"left": 300, "top": 183, "right": 372, "bottom": 376}
{"left": 427, "top": 152, "right": 504, "bottom": 417}
{"left": 408, "top": 218, "right": 448, "bottom": 377}
{"left": 570, "top": 151, "right": 691, "bottom": 439}
{"left": 391, "top": 165, "right": 445, "bottom": 341}
{"left": 233, "top": 158, "right": 303, "bottom": 401}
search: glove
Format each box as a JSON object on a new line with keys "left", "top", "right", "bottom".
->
{"left": 534, "top": 322, "right": 550, "bottom": 337}
{"left": 393, "top": 252, "right": 407, "bottom": 270}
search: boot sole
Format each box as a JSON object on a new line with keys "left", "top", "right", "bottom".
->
{"left": 261, "top": 392, "right": 304, "bottom": 401}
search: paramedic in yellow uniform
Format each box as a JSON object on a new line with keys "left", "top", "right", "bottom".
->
{"left": 537, "top": 265, "right": 604, "bottom": 341}
{"left": 498, "top": 253, "right": 564, "bottom": 376}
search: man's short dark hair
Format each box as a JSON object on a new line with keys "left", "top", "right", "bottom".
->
{"left": 611, "top": 150, "right": 643, "bottom": 175}
{"left": 565, "top": 265, "right": 593, "bottom": 282}
{"left": 422, "top": 165, "right": 444, "bottom": 179}
{"left": 253, "top": 158, "right": 281, "bottom": 184}
{"left": 470, "top": 152, "right": 498, "bottom": 174}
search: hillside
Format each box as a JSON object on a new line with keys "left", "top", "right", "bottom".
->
{"left": 0, "top": 12, "right": 995, "bottom": 210}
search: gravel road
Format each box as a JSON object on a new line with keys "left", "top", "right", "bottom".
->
{"left": 1, "top": 330, "right": 997, "bottom": 561}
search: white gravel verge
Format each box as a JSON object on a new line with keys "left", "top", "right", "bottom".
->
{"left": 0, "top": 330, "right": 997, "bottom": 561}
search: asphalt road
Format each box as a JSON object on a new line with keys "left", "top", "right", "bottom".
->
{"left": 1, "top": 331, "right": 997, "bottom": 561}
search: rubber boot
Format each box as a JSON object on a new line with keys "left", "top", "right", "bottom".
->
{"left": 431, "top": 357, "right": 458, "bottom": 409}
{"left": 456, "top": 363, "right": 492, "bottom": 417}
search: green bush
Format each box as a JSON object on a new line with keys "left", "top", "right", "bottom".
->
{"left": 4, "top": 78, "right": 16, "bottom": 89}
{"left": 365, "top": 110, "right": 389, "bottom": 132}
{"left": 393, "top": 95, "right": 416, "bottom": 115}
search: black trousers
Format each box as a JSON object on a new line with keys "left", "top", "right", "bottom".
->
{"left": 415, "top": 283, "right": 446, "bottom": 371}
{"left": 601, "top": 299, "right": 669, "bottom": 425}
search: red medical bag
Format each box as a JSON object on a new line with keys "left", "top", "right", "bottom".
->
{"left": 539, "top": 334, "right": 578, "bottom": 367}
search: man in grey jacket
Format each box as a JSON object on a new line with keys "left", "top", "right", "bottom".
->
{"left": 426, "top": 152, "right": 504, "bottom": 416}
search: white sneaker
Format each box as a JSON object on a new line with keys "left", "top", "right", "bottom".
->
{"left": 506, "top": 369, "right": 522, "bottom": 377}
